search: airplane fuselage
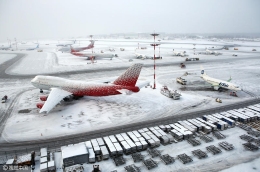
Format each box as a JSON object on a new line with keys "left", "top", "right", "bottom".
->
{"left": 201, "top": 75, "right": 241, "bottom": 91}
{"left": 31, "top": 76, "right": 139, "bottom": 96}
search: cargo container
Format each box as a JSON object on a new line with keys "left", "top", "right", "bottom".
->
{"left": 138, "top": 129, "right": 145, "bottom": 133}
{"left": 170, "top": 129, "right": 183, "bottom": 141}
{"left": 150, "top": 134, "right": 160, "bottom": 147}
{"left": 143, "top": 128, "right": 149, "bottom": 132}
{"left": 135, "top": 141, "right": 143, "bottom": 151}
{"left": 109, "top": 135, "right": 118, "bottom": 143}
{"left": 244, "top": 108, "right": 260, "bottom": 119}
{"left": 100, "top": 146, "right": 109, "bottom": 160}
{"left": 61, "top": 143, "right": 89, "bottom": 167}
{"left": 187, "top": 119, "right": 202, "bottom": 131}
{"left": 237, "top": 109, "right": 258, "bottom": 120}
{"left": 126, "top": 139, "right": 137, "bottom": 152}
{"left": 160, "top": 135, "right": 170, "bottom": 144}
{"left": 121, "top": 133, "right": 130, "bottom": 140}
{"left": 149, "top": 127, "right": 155, "bottom": 131}
{"left": 93, "top": 146, "right": 101, "bottom": 155}
{"left": 140, "top": 140, "right": 148, "bottom": 150}
{"left": 85, "top": 141, "right": 93, "bottom": 149}
{"left": 47, "top": 161, "right": 55, "bottom": 171}
{"left": 166, "top": 134, "right": 175, "bottom": 143}
{"left": 88, "top": 149, "right": 95, "bottom": 163}
{"left": 40, "top": 148, "right": 48, "bottom": 158}
{"left": 120, "top": 141, "right": 131, "bottom": 154}
{"left": 115, "top": 134, "right": 124, "bottom": 142}
{"left": 157, "top": 129, "right": 168, "bottom": 136}
{"left": 113, "top": 143, "right": 123, "bottom": 155}
{"left": 146, "top": 131, "right": 154, "bottom": 136}
{"left": 40, "top": 157, "right": 47, "bottom": 164}
{"left": 40, "top": 162, "right": 47, "bottom": 172}
{"left": 147, "top": 139, "right": 156, "bottom": 148}
{"left": 164, "top": 125, "right": 172, "bottom": 132}
{"left": 216, "top": 122, "right": 224, "bottom": 130}
{"left": 159, "top": 125, "right": 166, "bottom": 131}
{"left": 96, "top": 138, "right": 105, "bottom": 147}
{"left": 154, "top": 126, "right": 160, "bottom": 130}
{"left": 196, "top": 118, "right": 217, "bottom": 130}
{"left": 132, "top": 130, "right": 142, "bottom": 138}
{"left": 138, "top": 137, "right": 145, "bottom": 141}
{"left": 141, "top": 132, "right": 151, "bottom": 140}
{"left": 128, "top": 134, "right": 139, "bottom": 142}
{"left": 152, "top": 130, "right": 163, "bottom": 138}
{"left": 91, "top": 139, "right": 99, "bottom": 147}
{"left": 107, "top": 142, "right": 117, "bottom": 156}
{"left": 227, "top": 110, "right": 248, "bottom": 123}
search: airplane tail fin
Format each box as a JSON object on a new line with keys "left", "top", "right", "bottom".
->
{"left": 89, "top": 40, "right": 95, "bottom": 48}
{"left": 113, "top": 63, "right": 143, "bottom": 87}
{"left": 200, "top": 66, "right": 206, "bottom": 76}
{"left": 36, "top": 44, "right": 39, "bottom": 48}
{"left": 227, "top": 76, "right": 232, "bottom": 82}
{"left": 70, "top": 45, "right": 76, "bottom": 53}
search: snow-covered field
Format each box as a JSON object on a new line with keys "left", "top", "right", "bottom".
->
{"left": 0, "top": 53, "right": 16, "bottom": 64}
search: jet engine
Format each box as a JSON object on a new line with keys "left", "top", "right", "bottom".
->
{"left": 36, "top": 102, "right": 45, "bottom": 109}
{"left": 40, "top": 95, "right": 48, "bottom": 101}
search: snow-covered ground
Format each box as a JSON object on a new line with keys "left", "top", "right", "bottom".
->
{"left": 0, "top": 38, "right": 260, "bottom": 142}
{"left": 0, "top": 53, "right": 16, "bottom": 64}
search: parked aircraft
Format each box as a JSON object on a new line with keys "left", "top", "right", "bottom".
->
{"left": 71, "top": 51, "right": 116, "bottom": 60}
{"left": 198, "top": 48, "right": 220, "bottom": 55}
{"left": 31, "top": 63, "right": 148, "bottom": 113}
{"left": 58, "top": 41, "right": 95, "bottom": 53}
{"left": 200, "top": 68, "right": 242, "bottom": 92}
{"left": 172, "top": 49, "right": 187, "bottom": 57}
{"left": 26, "top": 44, "right": 39, "bottom": 51}
{"left": 56, "top": 40, "right": 76, "bottom": 47}
{"left": 0, "top": 44, "right": 11, "bottom": 50}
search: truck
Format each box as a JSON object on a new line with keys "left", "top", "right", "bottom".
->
{"left": 120, "top": 48, "right": 125, "bottom": 51}
{"left": 185, "top": 58, "right": 199, "bottom": 61}
{"left": 160, "top": 86, "right": 182, "bottom": 100}
{"left": 176, "top": 77, "right": 187, "bottom": 85}
{"left": 180, "top": 63, "right": 186, "bottom": 68}
{"left": 2, "top": 95, "right": 7, "bottom": 103}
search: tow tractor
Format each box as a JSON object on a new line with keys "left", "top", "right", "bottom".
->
{"left": 176, "top": 77, "right": 187, "bottom": 85}
{"left": 2, "top": 95, "right": 7, "bottom": 103}
{"left": 160, "top": 86, "right": 182, "bottom": 100}
{"left": 215, "top": 98, "right": 222, "bottom": 103}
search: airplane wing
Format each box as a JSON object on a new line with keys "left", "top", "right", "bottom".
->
{"left": 40, "top": 88, "right": 72, "bottom": 113}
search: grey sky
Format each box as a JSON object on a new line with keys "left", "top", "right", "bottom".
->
{"left": 0, "top": 0, "right": 259, "bottom": 41}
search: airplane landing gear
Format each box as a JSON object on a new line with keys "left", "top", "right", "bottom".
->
{"left": 40, "top": 89, "right": 43, "bottom": 93}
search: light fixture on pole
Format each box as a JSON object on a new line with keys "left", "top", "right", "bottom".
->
{"left": 150, "top": 33, "right": 160, "bottom": 89}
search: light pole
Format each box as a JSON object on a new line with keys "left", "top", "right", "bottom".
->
{"left": 193, "top": 44, "right": 196, "bottom": 55}
{"left": 158, "top": 39, "right": 161, "bottom": 58}
{"left": 90, "top": 35, "right": 93, "bottom": 63}
{"left": 150, "top": 33, "right": 160, "bottom": 89}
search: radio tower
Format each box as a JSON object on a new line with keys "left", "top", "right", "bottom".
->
{"left": 150, "top": 33, "right": 160, "bottom": 89}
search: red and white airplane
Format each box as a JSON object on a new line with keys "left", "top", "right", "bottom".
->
{"left": 31, "top": 63, "right": 147, "bottom": 113}
{"left": 58, "top": 40, "right": 95, "bottom": 53}
{"left": 71, "top": 40, "right": 95, "bottom": 52}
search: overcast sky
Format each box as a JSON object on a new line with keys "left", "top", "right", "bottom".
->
{"left": 0, "top": 0, "right": 259, "bottom": 41}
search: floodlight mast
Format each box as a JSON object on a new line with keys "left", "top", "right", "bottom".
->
{"left": 150, "top": 33, "right": 159, "bottom": 89}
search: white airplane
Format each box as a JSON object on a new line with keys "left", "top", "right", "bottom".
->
{"left": 172, "top": 49, "right": 186, "bottom": 57}
{"left": 135, "top": 52, "right": 148, "bottom": 59}
{"left": 200, "top": 68, "right": 242, "bottom": 92}
{"left": 26, "top": 44, "right": 39, "bottom": 51}
{"left": 71, "top": 51, "right": 116, "bottom": 60}
{"left": 56, "top": 40, "right": 76, "bottom": 47}
{"left": 0, "top": 44, "right": 11, "bottom": 50}
{"left": 31, "top": 63, "right": 148, "bottom": 113}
